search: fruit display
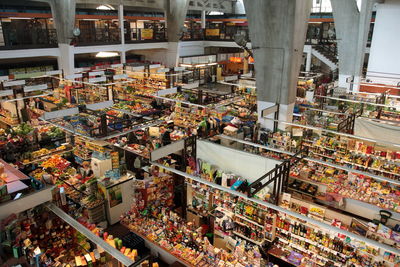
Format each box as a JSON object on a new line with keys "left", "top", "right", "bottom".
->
{"left": 22, "top": 144, "right": 71, "bottom": 164}
{"left": 112, "top": 100, "right": 159, "bottom": 115}
{"left": 37, "top": 125, "right": 65, "bottom": 140}
{"left": 41, "top": 154, "right": 71, "bottom": 172}
{"left": 10, "top": 123, "right": 34, "bottom": 136}
{"left": 0, "top": 108, "right": 20, "bottom": 125}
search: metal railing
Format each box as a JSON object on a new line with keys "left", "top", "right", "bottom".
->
{"left": 76, "top": 28, "right": 121, "bottom": 46}
{"left": 125, "top": 28, "right": 167, "bottom": 43}
{"left": 0, "top": 28, "right": 57, "bottom": 50}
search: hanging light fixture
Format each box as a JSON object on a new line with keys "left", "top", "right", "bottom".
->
{"left": 96, "top": 4, "right": 115, "bottom": 10}
{"left": 95, "top": 52, "right": 119, "bottom": 58}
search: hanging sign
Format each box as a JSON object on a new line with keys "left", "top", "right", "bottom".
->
{"left": 205, "top": 29, "right": 220, "bottom": 36}
{"left": 113, "top": 74, "right": 128, "bottom": 80}
{"left": 65, "top": 73, "right": 83, "bottom": 80}
{"left": 89, "top": 71, "right": 105, "bottom": 77}
{"left": 0, "top": 90, "right": 14, "bottom": 97}
{"left": 3, "top": 80, "right": 25, "bottom": 87}
{"left": 141, "top": 28, "right": 154, "bottom": 39}
{"left": 88, "top": 76, "right": 107, "bottom": 83}
{"left": 149, "top": 64, "right": 161, "bottom": 69}
{"left": 24, "top": 84, "right": 48, "bottom": 93}
{"left": 157, "top": 68, "right": 170, "bottom": 73}
{"left": 174, "top": 67, "right": 185, "bottom": 71}
{"left": 111, "top": 63, "right": 123, "bottom": 68}
{"left": 128, "top": 66, "right": 145, "bottom": 71}
{"left": 229, "top": 57, "right": 242, "bottom": 63}
{"left": 46, "top": 70, "right": 62, "bottom": 76}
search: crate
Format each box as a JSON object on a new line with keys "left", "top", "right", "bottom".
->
{"left": 121, "top": 232, "right": 146, "bottom": 255}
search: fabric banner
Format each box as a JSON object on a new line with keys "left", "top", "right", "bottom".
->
{"left": 354, "top": 118, "right": 400, "bottom": 145}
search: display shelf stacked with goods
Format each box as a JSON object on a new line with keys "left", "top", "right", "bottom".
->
{"left": 132, "top": 169, "right": 174, "bottom": 211}
{"left": 41, "top": 102, "right": 163, "bottom": 141}
{"left": 0, "top": 158, "right": 46, "bottom": 204}
{"left": 112, "top": 99, "right": 161, "bottom": 117}
{"left": 154, "top": 160, "right": 400, "bottom": 267}
{"left": 121, "top": 206, "right": 266, "bottom": 267}
{"left": 162, "top": 87, "right": 238, "bottom": 108}
{"left": 1, "top": 192, "right": 160, "bottom": 267}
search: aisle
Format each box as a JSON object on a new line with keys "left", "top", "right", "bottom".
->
{"left": 106, "top": 223, "right": 170, "bottom": 267}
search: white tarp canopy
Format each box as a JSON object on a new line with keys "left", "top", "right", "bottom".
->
{"left": 354, "top": 118, "right": 400, "bottom": 145}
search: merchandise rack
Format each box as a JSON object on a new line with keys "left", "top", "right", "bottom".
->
{"left": 218, "top": 133, "right": 400, "bottom": 207}
{"left": 46, "top": 203, "right": 138, "bottom": 266}
{"left": 150, "top": 162, "right": 400, "bottom": 256}
{"left": 39, "top": 101, "right": 163, "bottom": 141}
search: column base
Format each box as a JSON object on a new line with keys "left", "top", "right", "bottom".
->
{"left": 258, "top": 101, "right": 294, "bottom": 131}
{"left": 165, "top": 42, "right": 180, "bottom": 68}
{"left": 58, "top": 44, "right": 74, "bottom": 76}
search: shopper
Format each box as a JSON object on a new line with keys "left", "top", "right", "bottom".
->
{"left": 80, "top": 161, "right": 94, "bottom": 180}
{"left": 34, "top": 98, "right": 45, "bottom": 110}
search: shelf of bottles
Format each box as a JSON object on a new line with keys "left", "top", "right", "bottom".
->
{"left": 233, "top": 200, "right": 276, "bottom": 244}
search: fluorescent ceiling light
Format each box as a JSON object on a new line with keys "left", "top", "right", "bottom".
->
{"left": 96, "top": 4, "right": 115, "bottom": 10}
{"left": 96, "top": 52, "right": 119, "bottom": 58}
{"left": 180, "top": 64, "right": 193, "bottom": 67}
{"left": 209, "top": 11, "right": 224, "bottom": 15}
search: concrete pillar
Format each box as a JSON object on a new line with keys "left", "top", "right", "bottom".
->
{"left": 58, "top": 44, "right": 74, "bottom": 76}
{"left": 243, "top": 50, "right": 249, "bottom": 74}
{"left": 48, "top": 0, "right": 76, "bottom": 76}
{"left": 306, "top": 48, "right": 312, "bottom": 72}
{"left": 118, "top": 4, "right": 126, "bottom": 64}
{"left": 367, "top": 0, "right": 400, "bottom": 85}
{"left": 243, "top": 0, "right": 312, "bottom": 130}
{"left": 165, "top": 0, "right": 189, "bottom": 67}
{"left": 331, "top": 0, "right": 374, "bottom": 92}
{"left": 201, "top": 10, "right": 206, "bottom": 29}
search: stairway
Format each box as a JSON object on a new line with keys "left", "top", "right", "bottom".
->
{"left": 311, "top": 45, "right": 338, "bottom": 71}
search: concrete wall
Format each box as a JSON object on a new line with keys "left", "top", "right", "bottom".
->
{"left": 179, "top": 41, "right": 206, "bottom": 57}
{"left": 367, "top": 0, "right": 400, "bottom": 85}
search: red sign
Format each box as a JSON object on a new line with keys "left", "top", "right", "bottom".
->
{"left": 229, "top": 57, "right": 242, "bottom": 63}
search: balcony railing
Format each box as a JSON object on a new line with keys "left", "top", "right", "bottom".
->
{"left": 125, "top": 28, "right": 167, "bottom": 43}
{"left": 0, "top": 28, "right": 57, "bottom": 50}
{"left": 0, "top": 24, "right": 337, "bottom": 53}
{"left": 182, "top": 27, "right": 250, "bottom": 42}
{"left": 75, "top": 28, "right": 121, "bottom": 46}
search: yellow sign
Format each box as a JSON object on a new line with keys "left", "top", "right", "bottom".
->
{"left": 141, "top": 28, "right": 154, "bottom": 39}
{"left": 205, "top": 29, "right": 220, "bottom": 36}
